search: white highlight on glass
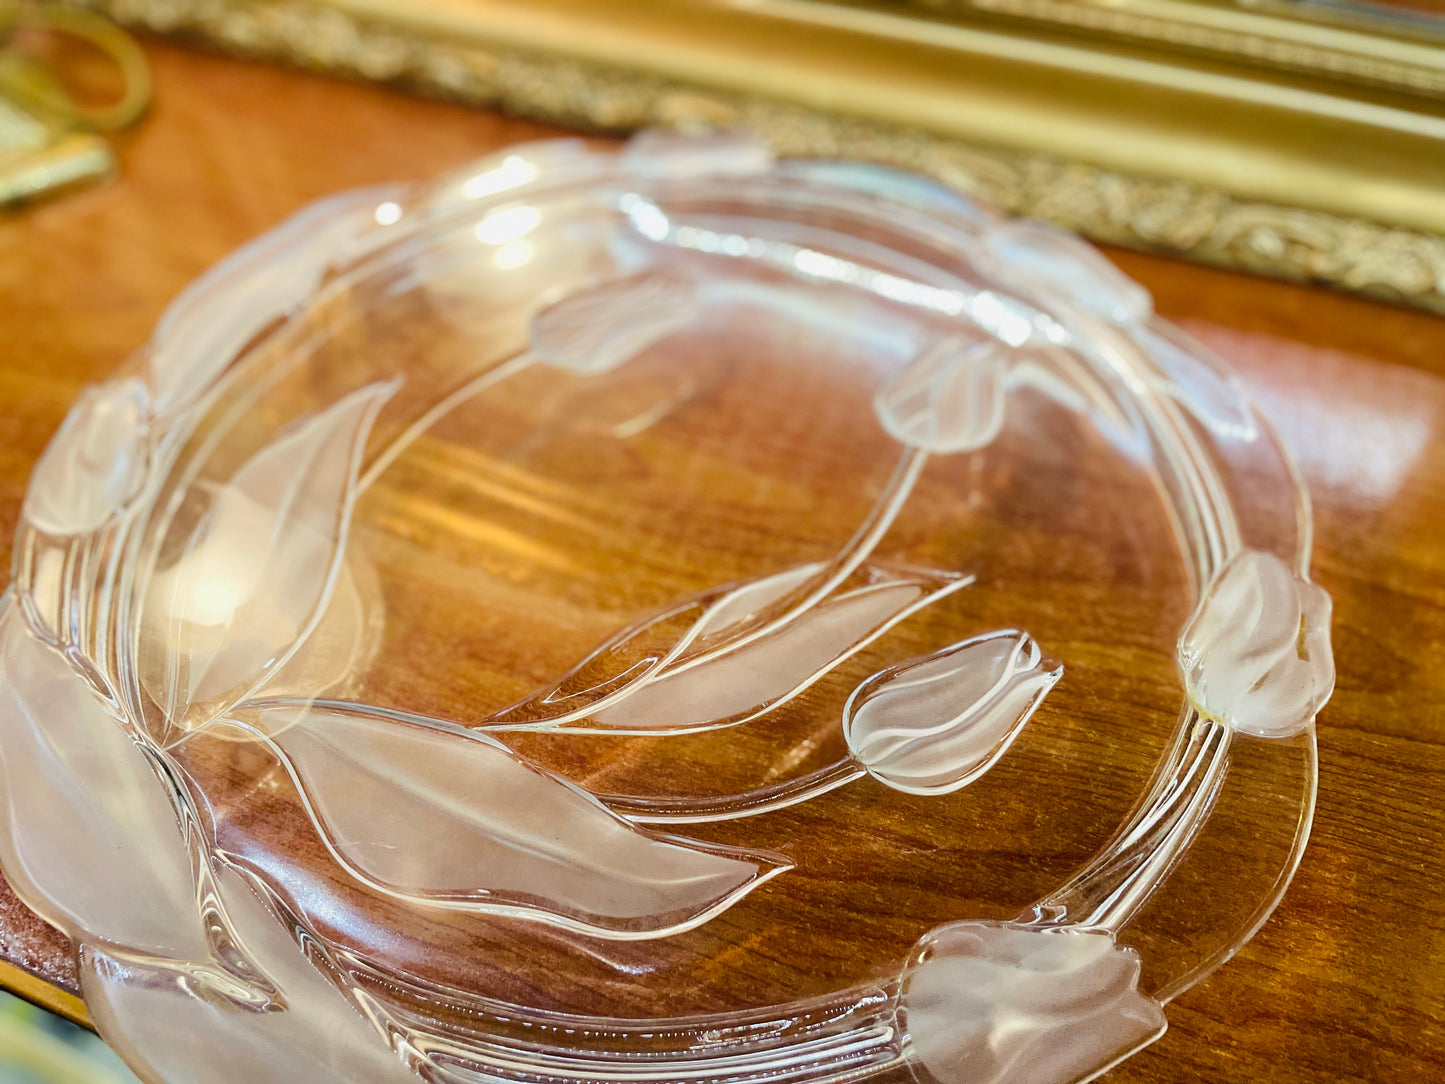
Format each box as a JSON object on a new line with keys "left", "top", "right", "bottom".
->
{"left": 461, "top": 154, "right": 539, "bottom": 200}
{"left": 493, "top": 239, "right": 534, "bottom": 269}
{"left": 474, "top": 204, "right": 542, "bottom": 245}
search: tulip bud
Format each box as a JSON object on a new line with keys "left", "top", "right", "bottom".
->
{"left": 902, "top": 921, "right": 1166, "bottom": 1084}
{"left": 873, "top": 337, "right": 1009, "bottom": 455}
{"left": 980, "top": 219, "right": 1152, "bottom": 326}
{"left": 843, "top": 629, "right": 1061, "bottom": 795}
{"left": 1177, "top": 549, "right": 1334, "bottom": 739}
{"left": 621, "top": 128, "right": 775, "bottom": 180}
{"left": 531, "top": 270, "right": 698, "bottom": 376}
{"left": 23, "top": 377, "right": 150, "bottom": 537}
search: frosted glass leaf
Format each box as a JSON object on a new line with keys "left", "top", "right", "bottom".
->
{"left": 621, "top": 129, "right": 775, "bottom": 179}
{"left": 82, "top": 864, "right": 418, "bottom": 1084}
{"left": 902, "top": 922, "right": 1166, "bottom": 1084}
{"left": 488, "top": 600, "right": 712, "bottom": 726}
{"left": 580, "top": 571, "right": 971, "bottom": 735}
{"left": 484, "top": 563, "right": 834, "bottom": 728}
{"left": 1138, "top": 325, "right": 1258, "bottom": 442}
{"left": 0, "top": 601, "right": 211, "bottom": 960}
{"left": 142, "top": 382, "right": 396, "bottom": 731}
{"left": 22, "top": 378, "right": 149, "bottom": 536}
{"left": 982, "top": 220, "right": 1152, "bottom": 326}
{"left": 874, "top": 338, "right": 1008, "bottom": 455}
{"left": 148, "top": 187, "right": 403, "bottom": 413}
{"left": 1178, "top": 549, "right": 1334, "bottom": 738}
{"left": 531, "top": 271, "right": 699, "bottom": 376}
{"left": 689, "top": 563, "right": 822, "bottom": 641}
{"left": 485, "top": 563, "right": 872, "bottom": 725}
{"left": 844, "top": 630, "right": 1060, "bottom": 795}
{"left": 246, "top": 705, "right": 789, "bottom": 938}
{"left": 252, "top": 554, "right": 382, "bottom": 708}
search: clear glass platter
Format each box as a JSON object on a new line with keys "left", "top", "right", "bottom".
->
{"left": 0, "top": 131, "right": 1333, "bottom": 1084}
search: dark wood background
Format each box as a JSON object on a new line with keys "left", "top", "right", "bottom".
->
{"left": 0, "top": 39, "right": 1441, "bottom": 1083}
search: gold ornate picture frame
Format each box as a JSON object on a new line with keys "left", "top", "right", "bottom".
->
{"left": 71, "top": 0, "right": 1445, "bottom": 307}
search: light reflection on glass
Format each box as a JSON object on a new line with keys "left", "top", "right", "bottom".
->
{"left": 475, "top": 205, "right": 542, "bottom": 245}
{"left": 461, "top": 155, "right": 539, "bottom": 201}
{"left": 494, "top": 240, "right": 535, "bottom": 270}
{"left": 619, "top": 193, "right": 1038, "bottom": 347}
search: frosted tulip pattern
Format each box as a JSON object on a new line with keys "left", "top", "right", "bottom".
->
{"left": 0, "top": 132, "right": 1331, "bottom": 1084}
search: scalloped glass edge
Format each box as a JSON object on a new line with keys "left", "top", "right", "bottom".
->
{"left": 0, "top": 130, "right": 1333, "bottom": 1084}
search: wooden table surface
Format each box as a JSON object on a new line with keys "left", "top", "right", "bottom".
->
{"left": 1, "top": 39, "right": 1442, "bottom": 1084}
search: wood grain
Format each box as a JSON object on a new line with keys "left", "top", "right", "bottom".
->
{"left": 0, "top": 39, "right": 1442, "bottom": 1082}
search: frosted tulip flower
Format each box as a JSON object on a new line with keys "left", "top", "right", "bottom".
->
{"left": 902, "top": 921, "right": 1166, "bottom": 1084}
{"left": 980, "top": 219, "right": 1153, "bottom": 327}
{"left": 530, "top": 270, "right": 701, "bottom": 376}
{"left": 873, "top": 337, "right": 1009, "bottom": 455}
{"left": 844, "top": 629, "right": 1061, "bottom": 795}
{"left": 22, "top": 377, "right": 150, "bottom": 537}
{"left": 1177, "top": 548, "right": 1334, "bottom": 739}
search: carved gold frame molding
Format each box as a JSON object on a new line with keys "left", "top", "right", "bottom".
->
{"left": 923, "top": 0, "right": 1445, "bottom": 97}
{"left": 70, "top": 0, "right": 1445, "bottom": 309}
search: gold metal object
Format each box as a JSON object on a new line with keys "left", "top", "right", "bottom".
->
{"left": 0, "top": 95, "right": 114, "bottom": 206}
{"left": 0, "top": 2, "right": 149, "bottom": 206}
{"left": 0, "top": 2, "right": 151, "bottom": 131}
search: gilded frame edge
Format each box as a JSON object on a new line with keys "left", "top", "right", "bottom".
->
{"left": 64, "top": 0, "right": 1445, "bottom": 312}
{"left": 0, "top": 957, "right": 90, "bottom": 1028}
{"left": 920, "top": 0, "right": 1445, "bottom": 98}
